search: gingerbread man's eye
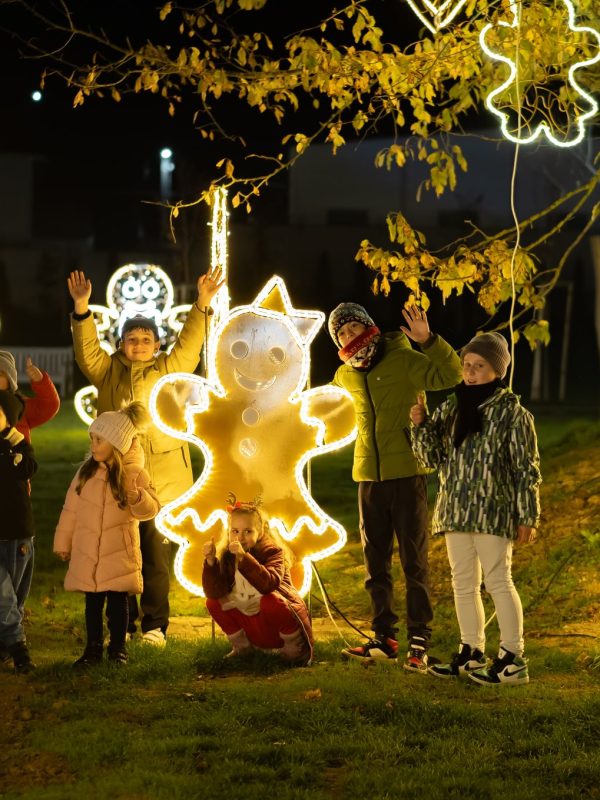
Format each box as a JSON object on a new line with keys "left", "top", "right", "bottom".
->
{"left": 231, "top": 340, "right": 249, "bottom": 359}
{"left": 269, "top": 346, "right": 286, "bottom": 365}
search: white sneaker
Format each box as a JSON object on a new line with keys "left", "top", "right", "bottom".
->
{"left": 142, "top": 629, "right": 167, "bottom": 646}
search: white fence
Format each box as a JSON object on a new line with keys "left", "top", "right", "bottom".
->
{"left": 2, "top": 346, "right": 74, "bottom": 397}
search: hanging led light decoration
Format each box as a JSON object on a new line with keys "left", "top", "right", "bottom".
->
{"left": 405, "top": 0, "right": 468, "bottom": 33}
{"left": 149, "top": 276, "right": 357, "bottom": 597}
{"left": 73, "top": 263, "right": 192, "bottom": 424}
{"left": 480, "top": 0, "right": 600, "bottom": 147}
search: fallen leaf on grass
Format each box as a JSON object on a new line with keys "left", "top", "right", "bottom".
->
{"left": 303, "top": 688, "right": 322, "bottom": 701}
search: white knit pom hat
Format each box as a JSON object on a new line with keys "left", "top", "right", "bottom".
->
{"left": 89, "top": 402, "right": 149, "bottom": 454}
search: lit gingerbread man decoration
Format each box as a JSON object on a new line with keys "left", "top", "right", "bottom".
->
{"left": 149, "top": 276, "right": 357, "bottom": 595}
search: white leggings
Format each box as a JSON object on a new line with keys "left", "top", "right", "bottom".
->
{"left": 445, "top": 532, "right": 524, "bottom": 656}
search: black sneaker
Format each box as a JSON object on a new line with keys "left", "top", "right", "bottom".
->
{"left": 73, "top": 642, "right": 103, "bottom": 669}
{"left": 469, "top": 647, "right": 529, "bottom": 686}
{"left": 108, "top": 645, "right": 128, "bottom": 665}
{"left": 8, "top": 641, "right": 36, "bottom": 674}
{"left": 342, "top": 636, "right": 398, "bottom": 662}
{"left": 403, "top": 636, "right": 429, "bottom": 673}
{"left": 428, "top": 643, "right": 486, "bottom": 678}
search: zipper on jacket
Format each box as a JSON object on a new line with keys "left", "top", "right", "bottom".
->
{"left": 365, "top": 374, "right": 381, "bottom": 481}
{"left": 92, "top": 476, "right": 108, "bottom": 589}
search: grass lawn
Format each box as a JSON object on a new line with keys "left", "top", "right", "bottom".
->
{"left": 2, "top": 403, "right": 600, "bottom": 800}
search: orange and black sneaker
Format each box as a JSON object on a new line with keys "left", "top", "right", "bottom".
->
{"left": 403, "top": 636, "right": 429, "bottom": 673}
{"left": 342, "top": 636, "right": 398, "bottom": 662}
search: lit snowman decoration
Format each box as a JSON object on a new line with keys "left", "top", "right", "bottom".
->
{"left": 74, "top": 263, "right": 192, "bottom": 424}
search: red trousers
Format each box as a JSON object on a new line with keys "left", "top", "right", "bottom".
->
{"left": 206, "top": 593, "right": 299, "bottom": 649}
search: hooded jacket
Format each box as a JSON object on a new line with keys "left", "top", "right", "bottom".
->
{"left": 202, "top": 534, "right": 313, "bottom": 660}
{"left": 331, "top": 331, "right": 462, "bottom": 482}
{"left": 411, "top": 387, "right": 541, "bottom": 538}
{"left": 54, "top": 441, "right": 161, "bottom": 593}
{"left": 71, "top": 306, "right": 208, "bottom": 503}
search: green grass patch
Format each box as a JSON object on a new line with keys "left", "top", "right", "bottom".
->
{"left": 2, "top": 403, "right": 599, "bottom": 799}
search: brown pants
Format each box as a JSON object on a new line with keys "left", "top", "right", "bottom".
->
{"left": 358, "top": 476, "right": 432, "bottom": 643}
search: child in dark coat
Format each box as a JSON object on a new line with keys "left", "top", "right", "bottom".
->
{"left": 0, "top": 390, "right": 38, "bottom": 673}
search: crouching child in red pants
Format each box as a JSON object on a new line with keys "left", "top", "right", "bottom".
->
{"left": 202, "top": 500, "right": 313, "bottom": 666}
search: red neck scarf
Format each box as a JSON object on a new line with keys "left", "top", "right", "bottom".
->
{"left": 338, "top": 326, "right": 381, "bottom": 368}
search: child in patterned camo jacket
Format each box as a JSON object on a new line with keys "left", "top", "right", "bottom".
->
{"left": 410, "top": 332, "right": 541, "bottom": 686}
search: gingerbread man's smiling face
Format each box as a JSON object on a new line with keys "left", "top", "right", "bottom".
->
{"left": 216, "top": 310, "right": 304, "bottom": 407}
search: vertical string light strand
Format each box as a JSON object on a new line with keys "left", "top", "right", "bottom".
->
{"left": 206, "top": 187, "right": 230, "bottom": 376}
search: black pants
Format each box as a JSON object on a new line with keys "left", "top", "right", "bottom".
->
{"left": 85, "top": 591, "right": 128, "bottom": 649}
{"left": 358, "top": 476, "right": 433, "bottom": 643}
{"left": 128, "top": 518, "right": 170, "bottom": 634}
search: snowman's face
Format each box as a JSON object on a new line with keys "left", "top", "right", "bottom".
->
{"left": 216, "top": 311, "right": 304, "bottom": 405}
{"left": 110, "top": 265, "right": 171, "bottom": 317}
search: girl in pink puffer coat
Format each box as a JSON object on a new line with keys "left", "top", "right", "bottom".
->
{"left": 54, "top": 402, "right": 160, "bottom": 667}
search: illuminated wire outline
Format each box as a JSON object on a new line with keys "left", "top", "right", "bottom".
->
{"left": 479, "top": 0, "right": 600, "bottom": 147}
{"left": 149, "top": 276, "right": 357, "bottom": 597}
{"left": 405, "top": 0, "right": 468, "bottom": 33}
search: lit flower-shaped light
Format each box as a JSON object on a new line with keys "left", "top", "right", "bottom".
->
{"left": 149, "top": 276, "right": 357, "bottom": 596}
{"left": 480, "top": 0, "right": 600, "bottom": 146}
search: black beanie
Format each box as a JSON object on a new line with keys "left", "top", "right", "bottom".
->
{"left": 0, "top": 389, "right": 22, "bottom": 428}
{"left": 120, "top": 315, "right": 160, "bottom": 341}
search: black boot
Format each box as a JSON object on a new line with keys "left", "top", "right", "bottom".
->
{"left": 0, "top": 643, "right": 11, "bottom": 664}
{"left": 8, "top": 641, "right": 36, "bottom": 674}
{"left": 73, "top": 642, "right": 103, "bottom": 669}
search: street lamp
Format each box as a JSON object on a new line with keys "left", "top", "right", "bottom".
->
{"left": 159, "top": 147, "right": 174, "bottom": 201}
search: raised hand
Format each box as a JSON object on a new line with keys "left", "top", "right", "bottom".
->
{"left": 126, "top": 489, "right": 141, "bottom": 506}
{"left": 197, "top": 265, "right": 225, "bottom": 311}
{"left": 409, "top": 393, "right": 427, "bottom": 425}
{"left": 203, "top": 537, "right": 217, "bottom": 565}
{"left": 67, "top": 270, "right": 92, "bottom": 314}
{"left": 400, "top": 305, "right": 431, "bottom": 345}
{"left": 228, "top": 536, "right": 244, "bottom": 560}
{"left": 25, "top": 357, "right": 43, "bottom": 384}
{"left": 517, "top": 525, "right": 537, "bottom": 545}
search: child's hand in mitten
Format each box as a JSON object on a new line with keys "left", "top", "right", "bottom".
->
{"left": 127, "top": 488, "right": 142, "bottom": 506}
{"left": 122, "top": 437, "right": 144, "bottom": 472}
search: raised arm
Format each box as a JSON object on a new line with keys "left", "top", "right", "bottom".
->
{"left": 68, "top": 270, "right": 111, "bottom": 385}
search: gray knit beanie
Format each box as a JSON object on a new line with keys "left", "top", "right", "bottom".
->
{"left": 328, "top": 303, "right": 376, "bottom": 347}
{"left": 461, "top": 332, "right": 511, "bottom": 378}
{"left": 0, "top": 351, "right": 18, "bottom": 392}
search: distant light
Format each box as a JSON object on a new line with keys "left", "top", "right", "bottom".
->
{"left": 160, "top": 148, "right": 173, "bottom": 160}
{"left": 31, "top": 91, "right": 42, "bottom": 102}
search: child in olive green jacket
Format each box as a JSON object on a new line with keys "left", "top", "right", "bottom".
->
{"left": 329, "top": 302, "right": 462, "bottom": 671}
